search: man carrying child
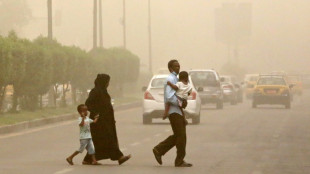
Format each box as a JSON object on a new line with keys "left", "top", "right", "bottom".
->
{"left": 152, "top": 60, "right": 193, "bottom": 167}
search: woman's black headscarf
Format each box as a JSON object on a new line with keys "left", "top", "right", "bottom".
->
{"left": 95, "top": 73, "right": 110, "bottom": 90}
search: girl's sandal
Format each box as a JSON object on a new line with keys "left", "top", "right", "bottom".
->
{"left": 92, "top": 162, "right": 102, "bottom": 165}
{"left": 66, "top": 158, "right": 73, "bottom": 165}
{"left": 82, "top": 161, "right": 91, "bottom": 165}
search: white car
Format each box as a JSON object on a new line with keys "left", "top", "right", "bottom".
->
{"left": 142, "top": 74, "right": 201, "bottom": 124}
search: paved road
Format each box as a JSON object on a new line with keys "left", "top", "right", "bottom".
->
{"left": 1, "top": 91, "right": 310, "bottom": 174}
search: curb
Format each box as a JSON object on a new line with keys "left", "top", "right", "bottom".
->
{"left": 0, "top": 101, "right": 141, "bottom": 135}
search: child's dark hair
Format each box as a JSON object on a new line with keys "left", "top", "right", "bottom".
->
{"left": 77, "top": 104, "right": 86, "bottom": 113}
{"left": 179, "top": 71, "right": 189, "bottom": 81}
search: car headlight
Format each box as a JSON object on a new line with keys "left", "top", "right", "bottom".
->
{"left": 281, "top": 90, "right": 289, "bottom": 96}
{"left": 254, "top": 89, "right": 262, "bottom": 95}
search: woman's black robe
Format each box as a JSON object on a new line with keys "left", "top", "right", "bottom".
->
{"left": 83, "top": 87, "right": 123, "bottom": 162}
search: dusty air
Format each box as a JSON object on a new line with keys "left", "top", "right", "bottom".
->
{"left": 0, "top": 1, "right": 309, "bottom": 174}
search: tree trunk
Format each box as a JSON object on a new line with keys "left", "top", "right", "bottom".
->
{"left": 0, "top": 86, "right": 6, "bottom": 113}
{"left": 53, "top": 84, "right": 58, "bottom": 108}
{"left": 39, "top": 95, "right": 43, "bottom": 109}
{"left": 11, "top": 92, "right": 18, "bottom": 113}
{"left": 71, "top": 85, "right": 77, "bottom": 105}
{"left": 61, "top": 83, "right": 67, "bottom": 107}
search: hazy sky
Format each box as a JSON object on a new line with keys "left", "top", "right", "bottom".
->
{"left": 19, "top": 0, "right": 310, "bottom": 74}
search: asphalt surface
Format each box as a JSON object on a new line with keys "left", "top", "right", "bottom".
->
{"left": 1, "top": 91, "right": 310, "bottom": 174}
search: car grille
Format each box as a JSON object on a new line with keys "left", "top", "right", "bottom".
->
{"left": 263, "top": 88, "right": 279, "bottom": 94}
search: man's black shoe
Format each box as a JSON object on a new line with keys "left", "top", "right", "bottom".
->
{"left": 152, "top": 148, "right": 162, "bottom": 165}
{"left": 175, "top": 161, "right": 193, "bottom": 167}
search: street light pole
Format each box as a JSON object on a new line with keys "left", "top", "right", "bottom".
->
{"left": 99, "top": 0, "right": 103, "bottom": 48}
{"left": 148, "top": 0, "right": 152, "bottom": 73}
{"left": 123, "top": 0, "right": 127, "bottom": 49}
{"left": 93, "top": 0, "right": 98, "bottom": 49}
{"left": 47, "top": 0, "right": 52, "bottom": 39}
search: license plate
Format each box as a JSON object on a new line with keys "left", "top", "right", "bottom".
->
{"left": 266, "top": 90, "right": 277, "bottom": 94}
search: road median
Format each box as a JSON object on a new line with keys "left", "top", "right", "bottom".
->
{"left": 0, "top": 101, "right": 141, "bottom": 135}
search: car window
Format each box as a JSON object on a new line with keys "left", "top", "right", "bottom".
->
{"left": 288, "top": 76, "right": 300, "bottom": 82}
{"left": 190, "top": 72, "right": 218, "bottom": 87}
{"left": 257, "top": 77, "right": 286, "bottom": 86}
{"left": 151, "top": 78, "right": 166, "bottom": 88}
{"left": 249, "top": 76, "right": 259, "bottom": 81}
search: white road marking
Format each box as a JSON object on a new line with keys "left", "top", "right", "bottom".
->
{"left": 273, "top": 134, "right": 280, "bottom": 138}
{"left": 120, "top": 147, "right": 128, "bottom": 152}
{"left": 142, "top": 138, "right": 151, "bottom": 142}
{"left": 130, "top": 142, "right": 141, "bottom": 146}
{"left": 54, "top": 168, "right": 73, "bottom": 174}
{"left": 155, "top": 133, "right": 162, "bottom": 137}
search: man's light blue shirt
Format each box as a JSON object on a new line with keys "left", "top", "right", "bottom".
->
{"left": 164, "top": 72, "right": 183, "bottom": 116}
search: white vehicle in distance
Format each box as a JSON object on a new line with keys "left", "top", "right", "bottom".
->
{"left": 142, "top": 74, "right": 202, "bottom": 124}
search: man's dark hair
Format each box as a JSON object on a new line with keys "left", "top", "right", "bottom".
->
{"left": 167, "top": 59, "right": 178, "bottom": 72}
{"left": 77, "top": 104, "right": 86, "bottom": 113}
{"left": 179, "top": 71, "right": 189, "bottom": 81}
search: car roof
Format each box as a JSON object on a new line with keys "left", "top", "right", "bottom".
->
{"left": 259, "top": 74, "right": 285, "bottom": 77}
{"left": 189, "top": 69, "right": 217, "bottom": 73}
{"left": 152, "top": 74, "right": 169, "bottom": 79}
{"left": 245, "top": 74, "right": 259, "bottom": 76}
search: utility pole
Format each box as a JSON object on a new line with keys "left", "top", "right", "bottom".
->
{"left": 47, "top": 0, "right": 52, "bottom": 39}
{"left": 47, "top": 0, "right": 55, "bottom": 107}
{"left": 148, "top": 0, "right": 152, "bottom": 73}
{"left": 122, "top": 0, "right": 126, "bottom": 48}
{"left": 99, "top": 0, "right": 103, "bottom": 48}
{"left": 93, "top": 0, "right": 98, "bottom": 49}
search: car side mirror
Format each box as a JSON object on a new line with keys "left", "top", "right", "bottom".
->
{"left": 142, "top": 86, "right": 147, "bottom": 91}
{"left": 197, "top": 87, "right": 204, "bottom": 92}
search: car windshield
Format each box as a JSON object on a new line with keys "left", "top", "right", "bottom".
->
{"left": 190, "top": 71, "right": 218, "bottom": 87}
{"left": 151, "top": 78, "right": 166, "bottom": 88}
{"left": 257, "top": 77, "right": 286, "bottom": 86}
{"left": 221, "top": 76, "right": 231, "bottom": 83}
{"left": 246, "top": 76, "right": 259, "bottom": 82}
{"left": 288, "top": 76, "right": 300, "bottom": 82}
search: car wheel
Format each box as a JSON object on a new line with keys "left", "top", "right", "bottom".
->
{"left": 143, "top": 115, "right": 152, "bottom": 124}
{"left": 290, "top": 94, "right": 294, "bottom": 102}
{"left": 285, "top": 101, "right": 291, "bottom": 109}
{"left": 252, "top": 100, "right": 257, "bottom": 108}
{"left": 216, "top": 101, "right": 223, "bottom": 109}
{"left": 238, "top": 94, "right": 243, "bottom": 103}
{"left": 230, "top": 98, "right": 237, "bottom": 105}
{"left": 192, "top": 115, "right": 200, "bottom": 125}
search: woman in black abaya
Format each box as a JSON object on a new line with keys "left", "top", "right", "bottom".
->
{"left": 83, "top": 74, "right": 131, "bottom": 165}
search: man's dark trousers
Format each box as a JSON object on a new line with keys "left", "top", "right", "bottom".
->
{"left": 154, "top": 113, "right": 186, "bottom": 166}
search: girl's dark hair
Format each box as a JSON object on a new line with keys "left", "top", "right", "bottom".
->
{"left": 167, "top": 59, "right": 178, "bottom": 72}
{"left": 77, "top": 104, "right": 86, "bottom": 113}
{"left": 179, "top": 71, "right": 189, "bottom": 81}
